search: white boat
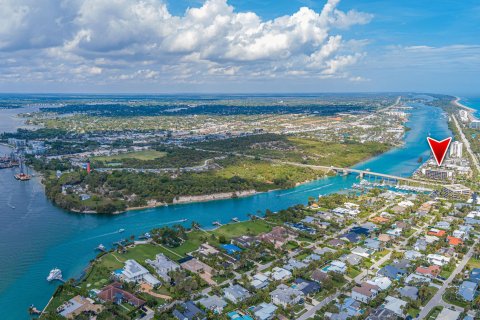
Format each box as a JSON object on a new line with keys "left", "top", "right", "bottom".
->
{"left": 96, "top": 244, "right": 106, "bottom": 251}
{"left": 47, "top": 268, "right": 62, "bottom": 282}
{"left": 118, "top": 228, "right": 125, "bottom": 233}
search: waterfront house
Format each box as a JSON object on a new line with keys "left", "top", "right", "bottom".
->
{"left": 121, "top": 259, "right": 160, "bottom": 287}
{"left": 257, "top": 226, "right": 293, "bottom": 248}
{"left": 232, "top": 235, "right": 258, "bottom": 248}
{"left": 57, "top": 295, "right": 104, "bottom": 319}
{"left": 145, "top": 253, "right": 179, "bottom": 282}
{"left": 198, "top": 243, "right": 220, "bottom": 256}
{"left": 97, "top": 282, "right": 145, "bottom": 307}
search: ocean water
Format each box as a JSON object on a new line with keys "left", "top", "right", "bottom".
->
{"left": 0, "top": 99, "right": 451, "bottom": 319}
{"left": 460, "top": 96, "right": 480, "bottom": 116}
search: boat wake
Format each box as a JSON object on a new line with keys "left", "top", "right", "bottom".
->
{"left": 139, "top": 219, "right": 189, "bottom": 230}
{"left": 277, "top": 184, "right": 334, "bottom": 197}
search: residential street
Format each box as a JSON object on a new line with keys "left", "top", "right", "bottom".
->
{"left": 419, "top": 239, "right": 479, "bottom": 319}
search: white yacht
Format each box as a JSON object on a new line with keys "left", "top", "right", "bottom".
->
{"left": 47, "top": 268, "right": 62, "bottom": 282}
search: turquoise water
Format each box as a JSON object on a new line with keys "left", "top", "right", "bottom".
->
{"left": 460, "top": 96, "right": 480, "bottom": 117}
{"left": 0, "top": 101, "right": 451, "bottom": 319}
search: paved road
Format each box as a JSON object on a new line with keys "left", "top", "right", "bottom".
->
{"left": 419, "top": 239, "right": 479, "bottom": 319}
{"left": 297, "top": 289, "right": 343, "bottom": 320}
{"left": 354, "top": 251, "right": 392, "bottom": 284}
{"left": 452, "top": 114, "right": 480, "bottom": 173}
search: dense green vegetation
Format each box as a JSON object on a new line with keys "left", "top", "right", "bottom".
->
{"left": 192, "top": 133, "right": 391, "bottom": 167}
{"left": 92, "top": 147, "right": 217, "bottom": 169}
{"left": 44, "top": 157, "right": 321, "bottom": 213}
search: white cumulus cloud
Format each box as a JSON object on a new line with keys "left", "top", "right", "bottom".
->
{"left": 0, "top": 0, "right": 373, "bottom": 88}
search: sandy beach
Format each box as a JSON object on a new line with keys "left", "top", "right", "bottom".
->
{"left": 454, "top": 97, "right": 477, "bottom": 113}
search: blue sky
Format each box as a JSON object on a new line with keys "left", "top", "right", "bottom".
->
{"left": 0, "top": 0, "right": 479, "bottom": 94}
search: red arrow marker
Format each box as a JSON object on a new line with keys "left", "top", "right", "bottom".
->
{"left": 427, "top": 137, "right": 452, "bottom": 166}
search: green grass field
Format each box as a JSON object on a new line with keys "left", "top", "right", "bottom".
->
{"left": 467, "top": 257, "right": 480, "bottom": 269}
{"left": 93, "top": 150, "right": 166, "bottom": 162}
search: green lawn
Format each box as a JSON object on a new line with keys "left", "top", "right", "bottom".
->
{"left": 93, "top": 150, "right": 166, "bottom": 162}
{"left": 467, "top": 257, "right": 480, "bottom": 269}
{"left": 443, "top": 289, "right": 469, "bottom": 308}
{"left": 160, "top": 219, "right": 274, "bottom": 257}
{"left": 82, "top": 244, "right": 175, "bottom": 289}
{"left": 425, "top": 306, "right": 443, "bottom": 320}
{"left": 346, "top": 267, "right": 361, "bottom": 279}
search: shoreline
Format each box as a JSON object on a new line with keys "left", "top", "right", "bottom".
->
{"left": 454, "top": 97, "right": 478, "bottom": 119}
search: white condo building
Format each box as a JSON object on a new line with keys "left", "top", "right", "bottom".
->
{"left": 450, "top": 141, "right": 463, "bottom": 158}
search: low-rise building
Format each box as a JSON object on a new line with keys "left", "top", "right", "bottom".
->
{"left": 251, "top": 273, "right": 270, "bottom": 289}
{"left": 197, "top": 295, "right": 228, "bottom": 314}
{"left": 146, "top": 253, "right": 179, "bottom": 282}
{"left": 173, "top": 301, "right": 206, "bottom": 320}
{"left": 270, "top": 284, "right": 304, "bottom": 307}
{"left": 351, "top": 282, "right": 380, "bottom": 303}
{"left": 427, "top": 254, "right": 451, "bottom": 266}
{"left": 121, "top": 259, "right": 160, "bottom": 286}
{"left": 270, "top": 267, "right": 292, "bottom": 281}
{"left": 415, "top": 265, "right": 440, "bottom": 278}
{"left": 251, "top": 302, "right": 277, "bottom": 320}
{"left": 223, "top": 284, "right": 251, "bottom": 304}
{"left": 458, "top": 281, "right": 478, "bottom": 301}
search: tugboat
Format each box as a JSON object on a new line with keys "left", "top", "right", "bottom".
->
{"left": 46, "top": 268, "right": 63, "bottom": 282}
{"left": 14, "top": 156, "right": 31, "bottom": 181}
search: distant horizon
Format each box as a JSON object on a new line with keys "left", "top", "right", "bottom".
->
{"left": 0, "top": 91, "right": 479, "bottom": 97}
{"left": 1, "top": 0, "right": 479, "bottom": 93}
